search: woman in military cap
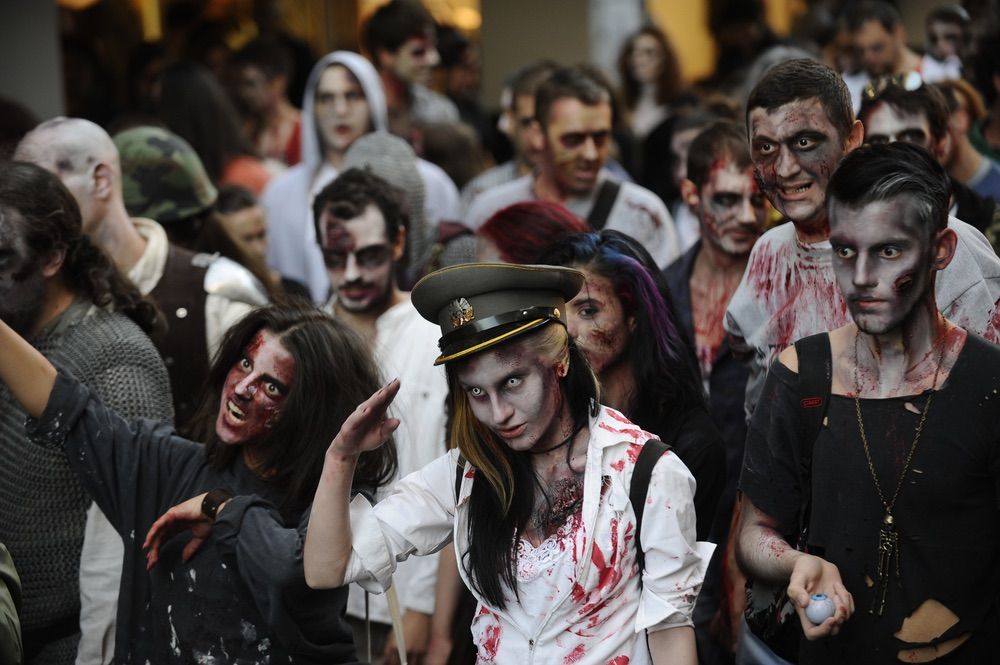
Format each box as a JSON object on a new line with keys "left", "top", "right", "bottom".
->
{"left": 305, "top": 262, "right": 712, "bottom": 665}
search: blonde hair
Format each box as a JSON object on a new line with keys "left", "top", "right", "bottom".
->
{"left": 446, "top": 322, "right": 590, "bottom": 513}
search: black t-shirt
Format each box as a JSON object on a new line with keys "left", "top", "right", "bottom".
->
{"left": 740, "top": 334, "right": 1000, "bottom": 664}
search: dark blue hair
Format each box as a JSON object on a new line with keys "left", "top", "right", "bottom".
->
{"left": 537, "top": 229, "right": 705, "bottom": 419}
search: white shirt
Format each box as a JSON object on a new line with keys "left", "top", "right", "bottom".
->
{"left": 344, "top": 407, "right": 714, "bottom": 665}
{"left": 465, "top": 173, "right": 681, "bottom": 268}
{"left": 325, "top": 297, "right": 450, "bottom": 624}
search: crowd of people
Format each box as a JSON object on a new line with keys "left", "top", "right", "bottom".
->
{"left": 2, "top": 1, "right": 1000, "bottom": 664}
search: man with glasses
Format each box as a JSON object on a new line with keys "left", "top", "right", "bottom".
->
{"left": 466, "top": 65, "right": 680, "bottom": 268}
{"left": 314, "top": 167, "right": 448, "bottom": 665}
{"left": 858, "top": 76, "right": 999, "bottom": 235}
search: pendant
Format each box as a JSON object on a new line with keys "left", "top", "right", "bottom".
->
{"left": 871, "top": 513, "right": 900, "bottom": 616}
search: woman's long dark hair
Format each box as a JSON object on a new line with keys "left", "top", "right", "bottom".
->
{"left": 618, "top": 25, "right": 683, "bottom": 110}
{"left": 0, "top": 161, "right": 159, "bottom": 331}
{"left": 155, "top": 60, "right": 258, "bottom": 183}
{"left": 190, "top": 304, "right": 397, "bottom": 515}
{"left": 451, "top": 323, "right": 599, "bottom": 609}
{"left": 538, "top": 229, "right": 705, "bottom": 422}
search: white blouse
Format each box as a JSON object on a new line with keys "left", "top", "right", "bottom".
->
{"left": 344, "top": 405, "right": 714, "bottom": 665}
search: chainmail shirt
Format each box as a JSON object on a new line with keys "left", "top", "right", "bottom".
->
{"left": 0, "top": 301, "right": 172, "bottom": 664}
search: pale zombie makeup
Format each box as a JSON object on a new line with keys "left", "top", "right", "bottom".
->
{"left": 862, "top": 102, "right": 934, "bottom": 151}
{"left": 695, "top": 162, "right": 767, "bottom": 256}
{"left": 319, "top": 204, "right": 396, "bottom": 314}
{"left": 829, "top": 198, "right": 934, "bottom": 335}
{"left": 543, "top": 98, "right": 612, "bottom": 197}
{"left": 0, "top": 208, "right": 45, "bottom": 336}
{"left": 565, "top": 269, "right": 630, "bottom": 377}
{"left": 456, "top": 337, "right": 565, "bottom": 453}
{"left": 215, "top": 329, "right": 296, "bottom": 446}
{"left": 749, "top": 98, "right": 846, "bottom": 231}
{"left": 927, "top": 21, "right": 964, "bottom": 61}
{"left": 314, "top": 65, "right": 371, "bottom": 158}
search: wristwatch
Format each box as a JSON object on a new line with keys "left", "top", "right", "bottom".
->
{"left": 201, "top": 488, "right": 234, "bottom": 521}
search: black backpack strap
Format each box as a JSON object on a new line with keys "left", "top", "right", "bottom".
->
{"left": 630, "top": 438, "right": 671, "bottom": 573}
{"left": 454, "top": 454, "right": 467, "bottom": 503}
{"left": 791, "top": 333, "right": 832, "bottom": 545}
{"left": 587, "top": 179, "right": 621, "bottom": 230}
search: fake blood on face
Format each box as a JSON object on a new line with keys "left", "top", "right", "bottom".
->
{"left": 215, "top": 329, "right": 296, "bottom": 446}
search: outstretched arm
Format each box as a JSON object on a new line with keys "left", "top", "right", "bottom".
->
{"left": 304, "top": 379, "right": 401, "bottom": 589}
{"left": 736, "top": 493, "right": 854, "bottom": 639}
{"left": 0, "top": 319, "right": 57, "bottom": 418}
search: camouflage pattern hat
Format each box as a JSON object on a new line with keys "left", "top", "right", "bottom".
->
{"left": 113, "top": 126, "right": 218, "bottom": 225}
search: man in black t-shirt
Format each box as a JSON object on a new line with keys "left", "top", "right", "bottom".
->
{"left": 737, "top": 142, "right": 1000, "bottom": 663}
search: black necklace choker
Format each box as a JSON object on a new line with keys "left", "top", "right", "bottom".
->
{"left": 528, "top": 423, "right": 585, "bottom": 454}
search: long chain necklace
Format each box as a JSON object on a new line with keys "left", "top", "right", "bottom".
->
{"left": 853, "top": 330, "right": 944, "bottom": 616}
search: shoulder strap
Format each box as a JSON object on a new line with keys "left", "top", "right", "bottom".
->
{"left": 454, "top": 454, "right": 467, "bottom": 503}
{"left": 630, "top": 438, "right": 671, "bottom": 573}
{"left": 791, "top": 333, "right": 832, "bottom": 544}
{"left": 587, "top": 179, "right": 621, "bottom": 230}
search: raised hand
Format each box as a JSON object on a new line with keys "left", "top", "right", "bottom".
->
{"left": 143, "top": 493, "right": 217, "bottom": 570}
{"left": 327, "top": 379, "right": 402, "bottom": 459}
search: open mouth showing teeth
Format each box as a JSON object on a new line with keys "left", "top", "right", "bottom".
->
{"left": 783, "top": 184, "right": 811, "bottom": 194}
{"left": 226, "top": 400, "right": 245, "bottom": 421}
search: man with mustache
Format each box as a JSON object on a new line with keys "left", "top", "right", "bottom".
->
{"left": 314, "top": 167, "right": 448, "bottom": 665}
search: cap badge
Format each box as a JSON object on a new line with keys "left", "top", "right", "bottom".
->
{"left": 449, "top": 297, "right": 475, "bottom": 328}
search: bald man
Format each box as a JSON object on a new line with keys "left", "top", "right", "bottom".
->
{"left": 15, "top": 119, "right": 261, "bottom": 665}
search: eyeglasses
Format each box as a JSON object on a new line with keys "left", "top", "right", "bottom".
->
{"left": 862, "top": 71, "right": 924, "bottom": 101}
{"left": 322, "top": 243, "right": 392, "bottom": 270}
{"left": 559, "top": 130, "right": 610, "bottom": 149}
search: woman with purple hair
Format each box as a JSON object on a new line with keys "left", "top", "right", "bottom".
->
{"left": 538, "top": 230, "right": 724, "bottom": 539}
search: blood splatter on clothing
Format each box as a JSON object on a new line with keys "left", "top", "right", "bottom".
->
{"left": 725, "top": 219, "right": 1000, "bottom": 417}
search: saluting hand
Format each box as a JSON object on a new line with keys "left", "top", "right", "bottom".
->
{"left": 327, "top": 379, "right": 401, "bottom": 459}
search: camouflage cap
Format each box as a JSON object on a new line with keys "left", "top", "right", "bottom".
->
{"left": 113, "top": 126, "right": 218, "bottom": 225}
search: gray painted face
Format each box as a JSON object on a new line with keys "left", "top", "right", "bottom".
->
{"left": 829, "top": 197, "right": 934, "bottom": 335}
{"left": 0, "top": 207, "right": 45, "bottom": 336}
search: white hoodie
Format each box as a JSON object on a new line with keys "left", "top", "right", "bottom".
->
{"left": 262, "top": 51, "right": 458, "bottom": 302}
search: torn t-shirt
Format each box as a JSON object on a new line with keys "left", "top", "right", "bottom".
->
{"left": 724, "top": 218, "right": 1000, "bottom": 420}
{"left": 739, "top": 334, "right": 1000, "bottom": 664}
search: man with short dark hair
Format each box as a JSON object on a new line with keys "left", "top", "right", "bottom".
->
{"left": 737, "top": 141, "right": 1000, "bottom": 663}
{"left": 466, "top": 65, "right": 680, "bottom": 268}
{"left": 459, "top": 60, "right": 557, "bottom": 212}
{"left": 262, "top": 50, "right": 459, "bottom": 302}
{"left": 230, "top": 38, "right": 302, "bottom": 167}
{"left": 922, "top": 3, "right": 970, "bottom": 82}
{"left": 858, "top": 77, "right": 1000, "bottom": 233}
{"left": 846, "top": 2, "right": 922, "bottom": 78}
{"left": 314, "top": 168, "right": 447, "bottom": 665}
{"left": 363, "top": 0, "right": 458, "bottom": 140}
{"left": 725, "top": 58, "right": 1000, "bottom": 419}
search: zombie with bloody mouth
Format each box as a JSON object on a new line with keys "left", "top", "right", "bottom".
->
{"left": 724, "top": 58, "right": 1000, "bottom": 423}
{"left": 304, "top": 263, "right": 714, "bottom": 665}
{"left": 739, "top": 143, "right": 1000, "bottom": 664}
{"left": 0, "top": 302, "right": 397, "bottom": 663}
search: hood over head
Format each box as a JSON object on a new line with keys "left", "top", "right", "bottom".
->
{"left": 300, "top": 50, "right": 388, "bottom": 172}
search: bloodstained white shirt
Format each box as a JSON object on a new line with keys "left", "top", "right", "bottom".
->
{"left": 725, "top": 217, "right": 1000, "bottom": 418}
{"left": 344, "top": 406, "right": 714, "bottom": 665}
